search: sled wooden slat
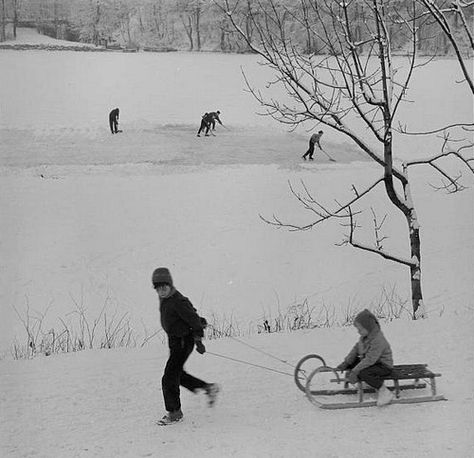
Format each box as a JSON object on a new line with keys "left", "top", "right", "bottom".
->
{"left": 389, "top": 364, "right": 440, "bottom": 380}
{"left": 333, "top": 364, "right": 443, "bottom": 398}
{"left": 332, "top": 364, "right": 441, "bottom": 383}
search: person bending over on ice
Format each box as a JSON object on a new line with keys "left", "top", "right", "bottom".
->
{"left": 302, "top": 130, "right": 323, "bottom": 161}
{"left": 336, "top": 309, "right": 394, "bottom": 407}
{"left": 152, "top": 267, "right": 219, "bottom": 426}
{"left": 109, "top": 107, "right": 120, "bottom": 134}
{"left": 197, "top": 112, "right": 210, "bottom": 137}
{"left": 197, "top": 111, "right": 223, "bottom": 137}
{"left": 208, "top": 110, "right": 223, "bottom": 131}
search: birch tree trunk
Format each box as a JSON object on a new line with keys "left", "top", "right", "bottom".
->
{"left": 402, "top": 175, "right": 426, "bottom": 319}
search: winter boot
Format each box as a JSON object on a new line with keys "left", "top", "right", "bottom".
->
{"left": 205, "top": 383, "right": 220, "bottom": 407}
{"left": 376, "top": 384, "right": 394, "bottom": 407}
{"left": 156, "top": 409, "right": 183, "bottom": 426}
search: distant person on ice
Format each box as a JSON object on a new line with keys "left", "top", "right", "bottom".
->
{"left": 197, "top": 112, "right": 210, "bottom": 137}
{"left": 197, "top": 110, "right": 223, "bottom": 137}
{"left": 109, "top": 108, "right": 120, "bottom": 134}
{"left": 152, "top": 267, "right": 219, "bottom": 426}
{"left": 302, "top": 130, "right": 323, "bottom": 160}
{"left": 336, "top": 309, "right": 394, "bottom": 407}
{"left": 208, "top": 110, "right": 223, "bottom": 131}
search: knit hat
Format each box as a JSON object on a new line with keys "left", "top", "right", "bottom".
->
{"left": 152, "top": 267, "right": 173, "bottom": 288}
{"left": 354, "top": 309, "right": 379, "bottom": 333}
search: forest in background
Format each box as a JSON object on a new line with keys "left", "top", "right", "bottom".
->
{"left": 1, "top": 0, "right": 473, "bottom": 54}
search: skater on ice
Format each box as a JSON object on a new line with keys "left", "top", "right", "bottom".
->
{"left": 336, "top": 309, "right": 394, "bottom": 406}
{"left": 109, "top": 107, "right": 120, "bottom": 134}
{"left": 208, "top": 110, "right": 223, "bottom": 131}
{"left": 302, "top": 130, "right": 323, "bottom": 161}
{"left": 152, "top": 267, "right": 219, "bottom": 425}
{"left": 197, "top": 111, "right": 223, "bottom": 137}
{"left": 197, "top": 112, "right": 211, "bottom": 137}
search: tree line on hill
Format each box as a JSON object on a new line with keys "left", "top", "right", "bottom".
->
{"left": 1, "top": 0, "right": 472, "bottom": 55}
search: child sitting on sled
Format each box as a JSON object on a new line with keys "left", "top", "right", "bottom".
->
{"left": 336, "top": 309, "right": 394, "bottom": 406}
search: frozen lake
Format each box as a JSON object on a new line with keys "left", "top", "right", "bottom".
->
{"left": 0, "top": 50, "right": 472, "bottom": 350}
{"left": 0, "top": 51, "right": 271, "bottom": 130}
{"left": 0, "top": 50, "right": 472, "bottom": 158}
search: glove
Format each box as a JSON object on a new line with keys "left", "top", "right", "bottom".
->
{"left": 195, "top": 339, "right": 206, "bottom": 354}
{"left": 347, "top": 371, "right": 359, "bottom": 385}
{"left": 200, "top": 316, "right": 208, "bottom": 329}
{"left": 336, "top": 363, "right": 347, "bottom": 372}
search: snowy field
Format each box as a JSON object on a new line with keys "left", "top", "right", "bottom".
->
{"left": 0, "top": 29, "right": 473, "bottom": 457}
{"left": 1, "top": 314, "right": 473, "bottom": 457}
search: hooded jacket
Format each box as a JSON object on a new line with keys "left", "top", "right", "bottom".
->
{"left": 340, "top": 309, "right": 393, "bottom": 375}
{"left": 159, "top": 289, "right": 204, "bottom": 339}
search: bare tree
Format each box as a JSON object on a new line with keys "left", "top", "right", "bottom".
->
{"left": 146, "top": 0, "right": 174, "bottom": 44}
{"left": 220, "top": 0, "right": 268, "bottom": 51}
{"left": 416, "top": 0, "right": 473, "bottom": 93}
{"left": 221, "top": 0, "right": 473, "bottom": 319}
{"left": 176, "top": 0, "right": 209, "bottom": 51}
{"left": 0, "top": 0, "right": 6, "bottom": 41}
{"left": 242, "top": 0, "right": 256, "bottom": 50}
{"left": 114, "top": 0, "right": 137, "bottom": 46}
{"left": 87, "top": 0, "right": 102, "bottom": 45}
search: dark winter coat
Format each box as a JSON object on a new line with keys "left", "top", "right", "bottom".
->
{"left": 208, "top": 112, "right": 222, "bottom": 125}
{"left": 159, "top": 289, "right": 204, "bottom": 339}
{"left": 309, "top": 132, "right": 322, "bottom": 148}
{"left": 109, "top": 108, "right": 119, "bottom": 122}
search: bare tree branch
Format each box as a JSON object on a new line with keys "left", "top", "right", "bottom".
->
{"left": 417, "top": 0, "right": 474, "bottom": 94}
{"left": 398, "top": 122, "right": 474, "bottom": 135}
{"left": 343, "top": 207, "right": 416, "bottom": 267}
{"left": 260, "top": 177, "right": 385, "bottom": 231}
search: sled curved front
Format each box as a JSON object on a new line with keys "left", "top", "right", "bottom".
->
{"left": 304, "top": 366, "right": 342, "bottom": 407}
{"left": 294, "top": 354, "right": 327, "bottom": 392}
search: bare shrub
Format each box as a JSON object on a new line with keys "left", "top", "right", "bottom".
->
{"left": 205, "top": 312, "right": 243, "bottom": 340}
{"left": 7, "top": 285, "right": 411, "bottom": 360}
{"left": 9, "top": 296, "right": 159, "bottom": 360}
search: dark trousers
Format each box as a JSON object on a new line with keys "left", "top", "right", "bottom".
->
{"left": 347, "top": 359, "right": 392, "bottom": 389}
{"left": 109, "top": 118, "right": 118, "bottom": 134}
{"left": 302, "top": 141, "right": 315, "bottom": 159}
{"left": 198, "top": 120, "right": 210, "bottom": 135}
{"left": 162, "top": 334, "right": 208, "bottom": 412}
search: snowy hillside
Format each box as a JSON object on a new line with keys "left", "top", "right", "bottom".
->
{"left": 3, "top": 27, "right": 96, "bottom": 47}
{"left": 1, "top": 312, "right": 473, "bottom": 457}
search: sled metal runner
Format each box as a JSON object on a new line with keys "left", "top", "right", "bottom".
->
{"left": 317, "top": 394, "right": 447, "bottom": 410}
{"left": 295, "top": 356, "right": 447, "bottom": 410}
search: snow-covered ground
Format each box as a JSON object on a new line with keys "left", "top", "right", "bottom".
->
{"left": 0, "top": 29, "right": 473, "bottom": 457}
{"left": 1, "top": 313, "right": 473, "bottom": 457}
{"left": 1, "top": 130, "right": 472, "bottom": 349}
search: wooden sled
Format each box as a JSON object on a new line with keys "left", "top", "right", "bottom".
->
{"left": 295, "top": 355, "right": 447, "bottom": 409}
